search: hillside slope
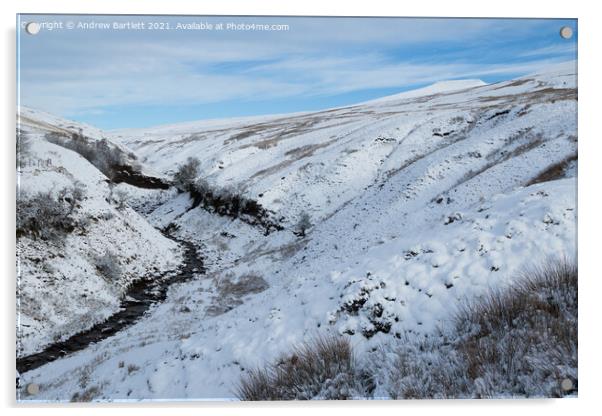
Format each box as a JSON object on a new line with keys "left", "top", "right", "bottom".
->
{"left": 114, "top": 62, "right": 576, "bottom": 229}
{"left": 19, "top": 107, "right": 170, "bottom": 189}
{"left": 17, "top": 62, "right": 577, "bottom": 400}
{"left": 16, "top": 117, "right": 183, "bottom": 358}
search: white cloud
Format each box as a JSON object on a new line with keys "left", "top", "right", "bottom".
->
{"left": 519, "top": 43, "right": 576, "bottom": 57}
{"left": 18, "top": 16, "right": 571, "bottom": 117}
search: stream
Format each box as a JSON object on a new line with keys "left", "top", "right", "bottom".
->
{"left": 16, "top": 232, "right": 204, "bottom": 375}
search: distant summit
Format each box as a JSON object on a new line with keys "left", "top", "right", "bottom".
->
{"left": 362, "top": 79, "right": 487, "bottom": 105}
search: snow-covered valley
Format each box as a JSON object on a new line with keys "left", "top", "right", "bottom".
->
{"left": 16, "top": 61, "right": 577, "bottom": 401}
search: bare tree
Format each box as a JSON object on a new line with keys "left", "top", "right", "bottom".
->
{"left": 295, "top": 211, "right": 312, "bottom": 237}
{"left": 173, "top": 157, "right": 201, "bottom": 192}
{"left": 112, "top": 188, "right": 129, "bottom": 210}
{"left": 16, "top": 130, "right": 31, "bottom": 170}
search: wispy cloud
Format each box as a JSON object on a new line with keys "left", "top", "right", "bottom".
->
{"left": 519, "top": 43, "right": 577, "bottom": 57}
{"left": 17, "top": 15, "right": 577, "bottom": 128}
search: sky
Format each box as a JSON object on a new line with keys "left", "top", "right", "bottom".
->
{"left": 17, "top": 15, "right": 577, "bottom": 130}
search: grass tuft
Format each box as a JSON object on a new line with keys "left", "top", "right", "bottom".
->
{"left": 379, "top": 259, "right": 577, "bottom": 398}
{"left": 236, "top": 335, "right": 367, "bottom": 400}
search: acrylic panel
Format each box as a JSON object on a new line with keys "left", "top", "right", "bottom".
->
{"left": 16, "top": 14, "right": 578, "bottom": 402}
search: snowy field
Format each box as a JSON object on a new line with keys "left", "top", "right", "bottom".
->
{"left": 16, "top": 61, "right": 577, "bottom": 401}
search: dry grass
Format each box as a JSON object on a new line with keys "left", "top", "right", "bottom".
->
{"left": 379, "top": 259, "right": 577, "bottom": 398}
{"left": 236, "top": 335, "right": 366, "bottom": 400}
{"left": 453, "top": 260, "right": 577, "bottom": 397}
{"left": 206, "top": 273, "right": 269, "bottom": 316}
{"left": 219, "top": 273, "right": 269, "bottom": 297}
{"left": 526, "top": 154, "right": 577, "bottom": 186}
{"left": 70, "top": 386, "right": 101, "bottom": 402}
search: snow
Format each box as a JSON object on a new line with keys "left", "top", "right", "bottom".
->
{"left": 17, "top": 129, "right": 182, "bottom": 358}
{"left": 360, "top": 79, "right": 487, "bottom": 105}
{"left": 330, "top": 179, "right": 576, "bottom": 337}
{"left": 17, "top": 61, "right": 577, "bottom": 401}
{"left": 18, "top": 105, "right": 169, "bottom": 182}
{"left": 18, "top": 106, "right": 107, "bottom": 140}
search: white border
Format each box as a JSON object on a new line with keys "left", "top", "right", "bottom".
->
{"left": 2, "top": 1, "right": 600, "bottom": 415}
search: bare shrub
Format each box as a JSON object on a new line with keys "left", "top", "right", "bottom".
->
{"left": 112, "top": 188, "right": 129, "bottom": 210}
{"left": 45, "top": 132, "right": 126, "bottom": 180}
{"left": 295, "top": 211, "right": 312, "bottom": 237}
{"left": 236, "top": 335, "right": 366, "bottom": 400}
{"left": 45, "top": 131, "right": 88, "bottom": 159}
{"left": 71, "top": 181, "right": 86, "bottom": 204}
{"left": 58, "top": 181, "right": 86, "bottom": 213}
{"left": 16, "top": 186, "right": 84, "bottom": 242}
{"left": 94, "top": 251, "right": 122, "bottom": 283}
{"left": 127, "top": 364, "right": 140, "bottom": 374}
{"left": 95, "top": 139, "right": 126, "bottom": 178}
{"left": 216, "top": 186, "right": 250, "bottom": 217}
{"left": 183, "top": 171, "right": 282, "bottom": 232}
{"left": 193, "top": 177, "right": 210, "bottom": 195}
{"left": 173, "top": 157, "right": 200, "bottom": 192}
{"left": 16, "top": 129, "right": 32, "bottom": 169}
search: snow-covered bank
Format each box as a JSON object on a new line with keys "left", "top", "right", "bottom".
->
{"left": 17, "top": 122, "right": 182, "bottom": 358}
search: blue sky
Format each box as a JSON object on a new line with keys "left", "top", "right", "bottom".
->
{"left": 17, "top": 15, "right": 577, "bottom": 130}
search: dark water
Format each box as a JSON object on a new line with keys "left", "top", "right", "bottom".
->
{"left": 16, "top": 233, "right": 204, "bottom": 375}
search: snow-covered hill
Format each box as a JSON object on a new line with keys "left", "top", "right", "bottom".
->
{"left": 359, "top": 79, "right": 487, "bottom": 104}
{"left": 17, "top": 117, "right": 183, "bottom": 358}
{"left": 17, "top": 61, "right": 577, "bottom": 401}
{"left": 19, "top": 107, "right": 170, "bottom": 189}
{"left": 114, "top": 62, "right": 576, "bottom": 230}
